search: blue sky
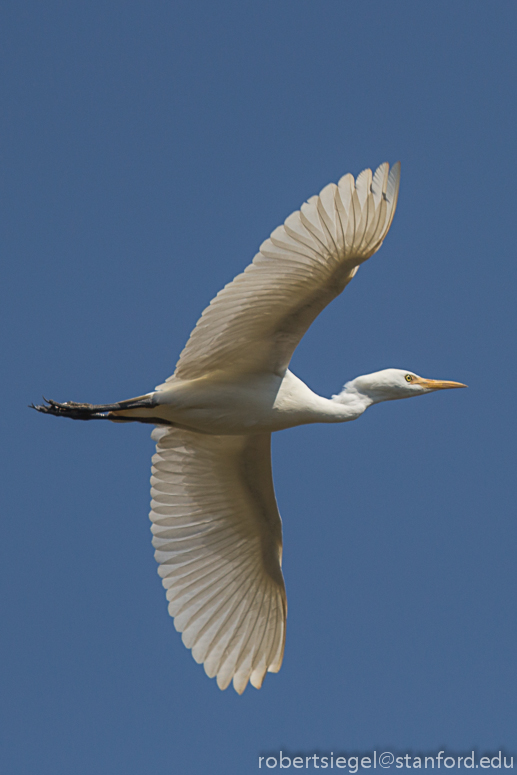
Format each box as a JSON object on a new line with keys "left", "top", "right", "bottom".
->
{"left": 1, "top": 1, "right": 516, "bottom": 773}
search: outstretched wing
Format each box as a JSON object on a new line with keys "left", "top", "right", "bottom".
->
{"left": 169, "top": 162, "right": 400, "bottom": 382}
{"left": 150, "top": 426, "right": 286, "bottom": 694}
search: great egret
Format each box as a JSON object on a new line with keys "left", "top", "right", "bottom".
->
{"left": 33, "top": 162, "right": 466, "bottom": 694}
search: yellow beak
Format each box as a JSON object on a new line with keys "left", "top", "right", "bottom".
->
{"left": 414, "top": 378, "right": 468, "bottom": 390}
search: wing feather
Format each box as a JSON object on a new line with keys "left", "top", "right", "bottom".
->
{"left": 149, "top": 426, "right": 286, "bottom": 693}
{"left": 165, "top": 162, "right": 400, "bottom": 383}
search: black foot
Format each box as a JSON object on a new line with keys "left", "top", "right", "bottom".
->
{"left": 30, "top": 398, "right": 112, "bottom": 420}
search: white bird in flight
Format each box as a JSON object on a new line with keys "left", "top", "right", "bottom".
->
{"left": 34, "top": 162, "right": 466, "bottom": 694}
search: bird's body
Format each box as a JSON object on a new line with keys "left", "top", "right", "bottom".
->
{"left": 115, "top": 369, "right": 364, "bottom": 433}
{"left": 34, "top": 162, "right": 466, "bottom": 694}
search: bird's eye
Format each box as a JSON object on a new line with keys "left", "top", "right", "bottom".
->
{"left": 405, "top": 374, "right": 413, "bottom": 382}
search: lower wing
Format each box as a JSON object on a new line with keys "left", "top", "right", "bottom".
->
{"left": 150, "top": 426, "right": 287, "bottom": 693}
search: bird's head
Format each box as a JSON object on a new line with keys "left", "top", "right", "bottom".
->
{"left": 344, "top": 368, "right": 467, "bottom": 404}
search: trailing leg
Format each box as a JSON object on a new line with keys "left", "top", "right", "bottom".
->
{"left": 31, "top": 394, "right": 160, "bottom": 422}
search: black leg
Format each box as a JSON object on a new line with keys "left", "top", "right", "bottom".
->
{"left": 30, "top": 394, "right": 158, "bottom": 421}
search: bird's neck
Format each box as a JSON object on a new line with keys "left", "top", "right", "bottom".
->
{"left": 273, "top": 370, "right": 372, "bottom": 426}
{"left": 327, "top": 383, "right": 375, "bottom": 422}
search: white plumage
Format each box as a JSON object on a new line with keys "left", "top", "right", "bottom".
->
{"left": 170, "top": 162, "right": 399, "bottom": 383}
{"left": 34, "top": 161, "right": 466, "bottom": 693}
{"left": 150, "top": 429, "right": 285, "bottom": 693}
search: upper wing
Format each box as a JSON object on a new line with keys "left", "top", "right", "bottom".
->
{"left": 169, "top": 162, "right": 400, "bottom": 382}
{"left": 149, "top": 426, "right": 286, "bottom": 694}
